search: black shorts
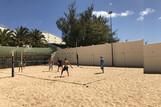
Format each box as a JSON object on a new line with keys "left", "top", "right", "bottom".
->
{"left": 58, "top": 64, "right": 62, "bottom": 67}
{"left": 62, "top": 66, "right": 68, "bottom": 71}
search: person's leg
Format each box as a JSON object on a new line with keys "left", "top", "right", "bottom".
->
{"left": 57, "top": 66, "right": 59, "bottom": 72}
{"left": 101, "top": 66, "right": 104, "bottom": 73}
{"left": 102, "top": 68, "right": 104, "bottom": 73}
{"left": 49, "top": 66, "right": 50, "bottom": 71}
{"left": 66, "top": 67, "right": 69, "bottom": 76}
{"left": 49, "top": 64, "right": 52, "bottom": 71}
{"left": 60, "top": 66, "right": 63, "bottom": 71}
{"left": 21, "top": 66, "right": 23, "bottom": 72}
{"left": 18, "top": 66, "right": 20, "bottom": 72}
{"left": 51, "top": 66, "right": 53, "bottom": 71}
{"left": 66, "top": 71, "right": 69, "bottom": 76}
{"left": 100, "top": 65, "right": 103, "bottom": 73}
{"left": 60, "top": 67, "right": 64, "bottom": 77}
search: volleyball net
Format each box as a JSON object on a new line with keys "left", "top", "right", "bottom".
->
{"left": 0, "top": 54, "right": 51, "bottom": 69}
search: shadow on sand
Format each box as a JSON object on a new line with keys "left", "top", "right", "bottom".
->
{"left": 94, "top": 72, "right": 104, "bottom": 75}
{"left": 16, "top": 73, "right": 106, "bottom": 87}
{"left": 42, "top": 70, "right": 51, "bottom": 72}
{"left": 0, "top": 76, "right": 11, "bottom": 79}
{"left": 54, "top": 76, "right": 65, "bottom": 78}
{"left": 17, "top": 73, "right": 84, "bottom": 86}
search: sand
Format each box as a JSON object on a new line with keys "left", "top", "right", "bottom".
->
{"left": 0, "top": 65, "right": 161, "bottom": 107}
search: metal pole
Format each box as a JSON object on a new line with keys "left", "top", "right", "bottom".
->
{"left": 11, "top": 51, "right": 14, "bottom": 77}
{"left": 109, "top": 11, "right": 114, "bottom": 66}
{"left": 111, "top": 43, "right": 114, "bottom": 66}
{"left": 76, "top": 40, "right": 79, "bottom": 66}
{"left": 108, "top": 11, "right": 113, "bottom": 34}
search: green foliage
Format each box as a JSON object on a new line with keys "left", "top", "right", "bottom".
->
{"left": 56, "top": 3, "right": 119, "bottom": 47}
{"left": 0, "top": 26, "right": 47, "bottom": 47}
{"left": 0, "top": 29, "right": 14, "bottom": 46}
{"left": 14, "top": 26, "right": 30, "bottom": 46}
{"left": 29, "top": 29, "right": 47, "bottom": 47}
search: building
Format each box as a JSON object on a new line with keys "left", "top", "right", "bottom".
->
{"left": 42, "top": 32, "right": 65, "bottom": 45}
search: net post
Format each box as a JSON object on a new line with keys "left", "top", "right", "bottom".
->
{"left": 11, "top": 51, "right": 15, "bottom": 77}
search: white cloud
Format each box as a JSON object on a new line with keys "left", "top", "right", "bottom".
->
{"left": 137, "top": 16, "right": 144, "bottom": 21}
{"left": 120, "top": 10, "right": 134, "bottom": 16}
{"left": 158, "top": 17, "right": 161, "bottom": 20}
{"left": 92, "top": 11, "right": 109, "bottom": 18}
{"left": 140, "top": 8, "right": 155, "bottom": 16}
{"left": 137, "top": 8, "right": 155, "bottom": 21}
{"left": 92, "top": 10, "right": 134, "bottom": 18}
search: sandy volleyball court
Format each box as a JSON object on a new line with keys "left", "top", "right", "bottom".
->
{"left": 0, "top": 65, "right": 161, "bottom": 107}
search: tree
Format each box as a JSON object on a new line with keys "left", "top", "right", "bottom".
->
{"left": 29, "top": 29, "right": 47, "bottom": 47}
{"left": 13, "top": 26, "right": 47, "bottom": 47}
{"left": 0, "top": 26, "right": 48, "bottom": 47}
{"left": 79, "top": 5, "right": 111, "bottom": 46}
{"left": 107, "top": 30, "right": 119, "bottom": 43}
{"left": 0, "top": 29, "right": 14, "bottom": 46}
{"left": 56, "top": 3, "right": 119, "bottom": 47}
{"left": 56, "top": 2, "right": 80, "bottom": 47}
{"left": 14, "top": 26, "right": 30, "bottom": 47}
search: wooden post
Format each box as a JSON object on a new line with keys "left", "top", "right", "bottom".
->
{"left": 76, "top": 53, "right": 79, "bottom": 67}
{"left": 11, "top": 51, "right": 14, "bottom": 77}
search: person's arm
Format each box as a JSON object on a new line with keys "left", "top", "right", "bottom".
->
{"left": 68, "top": 61, "right": 73, "bottom": 68}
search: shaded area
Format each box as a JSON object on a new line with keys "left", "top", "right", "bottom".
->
{"left": 42, "top": 70, "right": 51, "bottom": 72}
{"left": 16, "top": 73, "right": 106, "bottom": 87}
{"left": 144, "top": 72, "right": 161, "bottom": 74}
{"left": 0, "top": 76, "right": 11, "bottom": 79}
{"left": 17, "top": 73, "right": 85, "bottom": 86}
{"left": 0, "top": 71, "right": 12, "bottom": 79}
{"left": 84, "top": 78, "right": 106, "bottom": 85}
{"left": 79, "top": 66, "right": 100, "bottom": 69}
{"left": 94, "top": 72, "right": 104, "bottom": 75}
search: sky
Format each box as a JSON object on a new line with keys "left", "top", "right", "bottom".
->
{"left": 0, "top": 0, "right": 161, "bottom": 44}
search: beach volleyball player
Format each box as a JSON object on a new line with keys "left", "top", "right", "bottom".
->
{"left": 57, "top": 58, "right": 63, "bottom": 72}
{"left": 60, "top": 58, "right": 73, "bottom": 77}
{"left": 48, "top": 58, "right": 54, "bottom": 72}
{"left": 100, "top": 56, "right": 104, "bottom": 73}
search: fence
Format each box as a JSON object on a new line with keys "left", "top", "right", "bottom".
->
{"left": 54, "top": 43, "right": 112, "bottom": 66}
{"left": 144, "top": 43, "right": 161, "bottom": 73}
{"left": 113, "top": 40, "right": 144, "bottom": 67}
{"left": 1, "top": 41, "right": 160, "bottom": 73}
{"left": 54, "top": 40, "right": 144, "bottom": 67}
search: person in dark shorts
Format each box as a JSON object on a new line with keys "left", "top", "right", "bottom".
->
{"left": 100, "top": 56, "right": 104, "bottom": 73}
{"left": 60, "top": 58, "right": 73, "bottom": 77}
{"left": 57, "top": 58, "right": 63, "bottom": 72}
{"left": 18, "top": 57, "right": 25, "bottom": 72}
